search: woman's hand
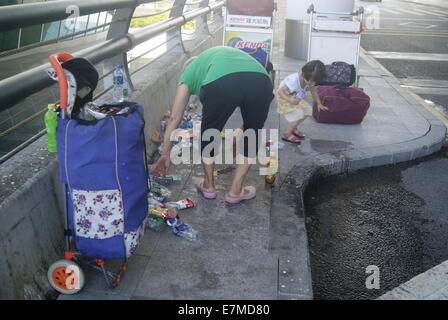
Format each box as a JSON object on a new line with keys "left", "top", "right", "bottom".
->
{"left": 154, "top": 83, "right": 190, "bottom": 175}
{"left": 152, "top": 154, "right": 171, "bottom": 175}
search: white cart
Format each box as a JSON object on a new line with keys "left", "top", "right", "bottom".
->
{"left": 307, "top": 4, "right": 364, "bottom": 85}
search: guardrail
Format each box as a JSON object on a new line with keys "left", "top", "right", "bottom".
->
{"left": 0, "top": 0, "right": 225, "bottom": 164}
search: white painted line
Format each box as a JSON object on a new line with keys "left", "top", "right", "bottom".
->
{"left": 395, "top": 8, "right": 426, "bottom": 16}
{"left": 380, "top": 8, "right": 401, "bottom": 15}
{"left": 399, "top": 21, "right": 437, "bottom": 28}
{"left": 367, "top": 51, "right": 448, "bottom": 61}
{"left": 402, "top": 86, "right": 448, "bottom": 95}
{"left": 400, "top": 78, "right": 448, "bottom": 95}
{"left": 364, "top": 31, "right": 448, "bottom": 38}
{"left": 374, "top": 17, "right": 448, "bottom": 22}
{"left": 400, "top": 79, "right": 448, "bottom": 88}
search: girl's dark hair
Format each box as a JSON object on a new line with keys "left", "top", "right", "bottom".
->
{"left": 302, "top": 60, "right": 327, "bottom": 85}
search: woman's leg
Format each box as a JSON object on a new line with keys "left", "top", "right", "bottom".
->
{"left": 228, "top": 162, "right": 252, "bottom": 196}
{"left": 201, "top": 158, "right": 215, "bottom": 191}
{"left": 229, "top": 73, "right": 274, "bottom": 197}
{"left": 199, "top": 74, "right": 244, "bottom": 192}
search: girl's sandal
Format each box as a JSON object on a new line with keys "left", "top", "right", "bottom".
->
{"left": 292, "top": 128, "right": 306, "bottom": 139}
{"left": 281, "top": 132, "right": 301, "bottom": 144}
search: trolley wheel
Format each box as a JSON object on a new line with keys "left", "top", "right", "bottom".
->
{"left": 47, "top": 259, "right": 85, "bottom": 294}
{"left": 120, "top": 265, "right": 128, "bottom": 273}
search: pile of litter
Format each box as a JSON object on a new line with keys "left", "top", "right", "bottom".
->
{"left": 146, "top": 104, "right": 202, "bottom": 241}
{"left": 147, "top": 173, "right": 198, "bottom": 241}
{"left": 145, "top": 104, "right": 286, "bottom": 239}
{"left": 150, "top": 104, "right": 202, "bottom": 157}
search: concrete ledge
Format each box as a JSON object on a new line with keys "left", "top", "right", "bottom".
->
{"left": 0, "top": 156, "right": 64, "bottom": 299}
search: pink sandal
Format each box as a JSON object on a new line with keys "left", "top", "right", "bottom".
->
{"left": 292, "top": 128, "right": 306, "bottom": 139}
{"left": 281, "top": 132, "right": 301, "bottom": 144}
{"left": 225, "top": 186, "right": 256, "bottom": 204}
{"left": 197, "top": 183, "right": 217, "bottom": 199}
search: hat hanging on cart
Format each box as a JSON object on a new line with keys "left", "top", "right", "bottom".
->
{"left": 46, "top": 52, "right": 99, "bottom": 119}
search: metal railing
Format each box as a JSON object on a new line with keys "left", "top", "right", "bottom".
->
{"left": 0, "top": 0, "right": 225, "bottom": 164}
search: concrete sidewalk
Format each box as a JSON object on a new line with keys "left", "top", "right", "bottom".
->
{"left": 59, "top": 1, "right": 446, "bottom": 300}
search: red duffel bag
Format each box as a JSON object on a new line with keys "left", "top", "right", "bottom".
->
{"left": 312, "top": 86, "right": 371, "bottom": 124}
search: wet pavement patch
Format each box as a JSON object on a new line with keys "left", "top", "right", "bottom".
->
{"left": 304, "top": 147, "right": 448, "bottom": 300}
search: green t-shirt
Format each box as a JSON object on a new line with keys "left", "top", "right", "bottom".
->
{"left": 178, "top": 46, "right": 269, "bottom": 95}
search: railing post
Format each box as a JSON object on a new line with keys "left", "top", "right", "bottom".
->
{"left": 194, "top": 0, "right": 210, "bottom": 35}
{"left": 211, "top": 0, "right": 224, "bottom": 25}
{"left": 103, "top": 6, "right": 137, "bottom": 94}
{"left": 168, "top": 0, "right": 187, "bottom": 53}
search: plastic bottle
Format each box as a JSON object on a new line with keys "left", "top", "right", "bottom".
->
{"left": 122, "top": 77, "right": 129, "bottom": 101}
{"left": 148, "top": 196, "right": 165, "bottom": 209}
{"left": 165, "top": 198, "right": 195, "bottom": 210}
{"left": 265, "top": 141, "right": 285, "bottom": 153}
{"left": 146, "top": 216, "right": 165, "bottom": 231}
{"left": 148, "top": 192, "right": 166, "bottom": 203}
{"left": 265, "top": 152, "right": 277, "bottom": 184}
{"left": 171, "top": 138, "right": 183, "bottom": 157}
{"left": 150, "top": 182, "right": 172, "bottom": 198}
{"left": 163, "top": 175, "right": 182, "bottom": 185}
{"left": 44, "top": 104, "right": 58, "bottom": 152}
{"left": 113, "top": 65, "right": 125, "bottom": 103}
{"left": 148, "top": 207, "right": 178, "bottom": 220}
{"left": 166, "top": 218, "right": 199, "bottom": 241}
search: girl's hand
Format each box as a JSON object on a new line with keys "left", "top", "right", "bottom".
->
{"left": 152, "top": 154, "right": 171, "bottom": 175}
{"left": 289, "top": 97, "right": 300, "bottom": 105}
{"left": 317, "top": 103, "right": 328, "bottom": 112}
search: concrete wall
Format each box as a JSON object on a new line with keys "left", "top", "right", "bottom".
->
{"left": 0, "top": 26, "right": 223, "bottom": 300}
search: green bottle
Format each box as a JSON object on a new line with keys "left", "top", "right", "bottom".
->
{"left": 44, "top": 104, "right": 57, "bottom": 152}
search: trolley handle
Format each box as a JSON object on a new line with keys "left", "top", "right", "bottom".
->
{"left": 307, "top": 4, "right": 314, "bottom": 14}
{"left": 307, "top": 4, "right": 364, "bottom": 16}
{"left": 48, "top": 52, "right": 74, "bottom": 110}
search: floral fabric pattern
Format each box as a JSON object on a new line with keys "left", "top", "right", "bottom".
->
{"left": 72, "top": 189, "right": 124, "bottom": 239}
{"left": 124, "top": 224, "right": 145, "bottom": 258}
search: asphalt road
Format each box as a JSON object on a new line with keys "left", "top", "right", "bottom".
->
{"left": 359, "top": 0, "right": 448, "bottom": 117}
{"left": 305, "top": 147, "right": 448, "bottom": 300}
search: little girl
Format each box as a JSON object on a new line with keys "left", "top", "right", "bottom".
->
{"left": 277, "top": 60, "right": 328, "bottom": 144}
